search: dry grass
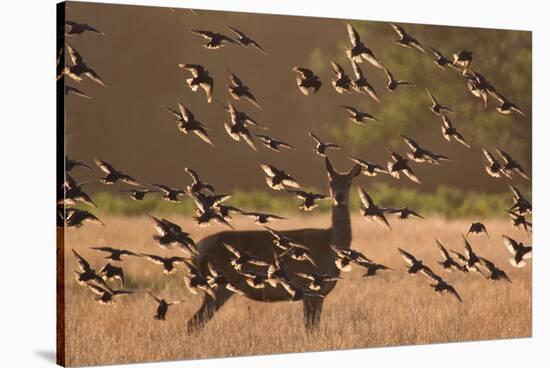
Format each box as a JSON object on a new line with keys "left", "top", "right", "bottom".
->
{"left": 63, "top": 215, "right": 531, "bottom": 366}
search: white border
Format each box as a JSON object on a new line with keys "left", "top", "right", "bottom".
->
{"left": 0, "top": 1, "right": 547, "bottom": 367}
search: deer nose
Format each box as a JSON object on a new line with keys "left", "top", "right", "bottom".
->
{"left": 335, "top": 192, "right": 344, "bottom": 205}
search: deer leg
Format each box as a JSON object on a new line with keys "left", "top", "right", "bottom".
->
{"left": 303, "top": 296, "right": 324, "bottom": 331}
{"left": 187, "top": 287, "right": 232, "bottom": 334}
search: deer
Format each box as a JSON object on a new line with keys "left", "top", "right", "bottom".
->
{"left": 186, "top": 158, "right": 361, "bottom": 333}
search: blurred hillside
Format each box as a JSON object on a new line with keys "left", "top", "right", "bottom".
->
{"left": 63, "top": 2, "right": 532, "bottom": 204}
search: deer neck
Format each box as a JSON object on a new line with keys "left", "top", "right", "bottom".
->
{"left": 330, "top": 204, "right": 352, "bottom": 249}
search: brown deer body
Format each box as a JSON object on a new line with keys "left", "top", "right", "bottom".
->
{"left": 187, "top": 158, "right": 361, "bottom": 332}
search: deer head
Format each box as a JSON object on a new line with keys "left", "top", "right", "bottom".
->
{"left": 325, "top": 158, "right": 361, "bottom": 207}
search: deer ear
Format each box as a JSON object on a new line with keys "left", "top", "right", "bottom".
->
{"left": 325, "top": 157, "right": 336, "bottom": 177}
{"left": 348, "top": 164, "right": 362, "bottom": 179}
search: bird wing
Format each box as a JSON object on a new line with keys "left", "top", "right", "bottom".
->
{"left": 223, "top": 243, "right": 241, "bottom": 258}
{"left": 425, "top": 89, "right": 438, "bottom": 105}
{"left": 403, "top": 167, "right": 421, "bottom": 184}
{"left": 502, "top": 235, "right": 520, "bottom": 255}
{"left": 390, "top": 23, "right": 406, "bottom": 38}
{"left": 147, "top": 291, "right": 161, "bottom": 303}
{"left": 453, "top": 132, "right": 470, "bottom": 149}
{"left": 193, "top": 126, "right": 215, "bottom": 146}
{"left": 141, "top": 254, "right": 165, "bottom": 264}
{"left": 436, "top": 240, "right": 450, "bottom": 259}
{"left": 178, "top": 63, "right": 204, "bottom": 77}
{"left": 346, "top": 23, "right": 360, "bottom": 46}
{"left": 398, "top": 248, "right": 416, "bottom": 265}
{"left": 308, "top": 132, "right": 322, "bottom": 145}
{"left": 357, "top": 187, "right": 375, "bottom": 208}
{"left": 177, "top": 102, "right": 194, "bottom": 121}
{"left": 330, "top": 61, "right": 345, "bottom": 77}
{"left": 65, "top": 42, "right": 83, "bottom": 65}
{"left": 482, "top": 148, "right": 497, "bottom": 165}
{"left": 401, "top": 135, "right": 419, "bottom": 150}
{"left": 94, "top": 158, "right": 115, "bottom": 174}
{"left": 350, "top": 60, "right": 364, "bottom": 80}
{"left": 72, "top": 249, "right": 91, "bottom": 272}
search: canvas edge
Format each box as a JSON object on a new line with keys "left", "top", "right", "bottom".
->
{"left": 56, "top": 1, "right": 67, "bottom": 367}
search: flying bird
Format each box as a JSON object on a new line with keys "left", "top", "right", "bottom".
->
{"left": 90, "top": 246, "right": 138, "bottom": 261}
{"left": 260, "top": 163, "right": 300, "bottom": 190}
{"left": 360, "top": 261, "right": 392, "bottom": 278}
{"left": 330, "top": 61, "right": 353, "bottom": 94}
{"left": 386, "top": 206, "right": 424, "bottom": 220}
{"left": 87, "top": 284, "right": 133, "bottom": 305}
{"left": 206, "top": 263, "right": 244, "bottom": 295}
{"left": 341, "top": 105, "right": 378, "bottom": 125}
{"left": 178, "top": 63, "right": 214, "bottom": 103}
{"left": 226, "top": 25, "right": 267, "bottom": 55}
{"left": 224, "top": 243, "right": 270, "bottom": 271}
{"left": 264, "top": 227, "right": 308, "bottom": 252}
{"left": 72, "top": 249, "right": 109, "bottom": 288}
{"left": 402, "top": 135, "right": 452, "bottom": 165}
{"left": 255, "top": 134, "right": 295, "bottom": 152}
{"left": 398, "top": 248, "right": 434, "bottom": 277}
{"left": 279, "top": 246, "right": 317, "bottom": 267}
{"left": 190, "top": 29, "right": 236, "bottom": 49}
{"left": 147, "top": 291, "right": 185, "bottom": 320}
{"left": 426, "top": 89, "right": 453, "bottom": 115}
{"left": 61, "top": 43, "right": 107, "bottom": 87}
{"left": 466, "top": 222, "right": 489, "bottom": 238}
{"left": 94, "top": 158, "right": 139, "bottom": 186}
{"left": 66, "top": 157, "right": 92, "bottom": 172}
{"left": 182, "top": 259, "right": 216, "bottom": 298}
{"left": 286, "top": 189, "right": 328, "bottom": 211}
{"left": 152, "top": 183, "right": 186, "bottom": 203}
{"left": 387, "top": 151, "right": 421, "bottom": 184}
{"left": 309, "top": 132, "right": 340, "bottom": 157}
{"left": 295, "top": 272, "right": 341, "bottom": 291}
{"left": 481, "top": 148, "right": 509, "bottom": 178}
{"left": 422, "top": 268, "right": 463, "bottom": 303}
{"left": 292, "top": 67, "right": 322, "bottom": 96}
{"left": 279, "top": 280, "right": 325, "bottom": 302}
{"left": 389, "top": 23, "right": 426, "bottom": 53}
{"left": 429, "top": 47, "right": 459, "bottom": 70}
{"left": 63, "top": 174, "right": 96, "bottom": 207}
{"left": 440, "top": 114, "right": 470, "bottom": 148}
{"left": 351, "top": 60, "right": 380, "bottom": 103}
{"left": 330, "top": 245, "right": 374, "bottom": 271}
{"left": 238, "top": 269, "right": 270, "bottom": 289}
{"left": 99, "top": 263, "right": 125, "bottom": 288}
{"left": 119, "top": 188, "right": 159, "bottom": 201}
{"left": 345, "top": 23, "right": 383, "bottom": 68}
{"left": 66, "top": 208, "right": 105, "bottom": 228}
{"left": 507, "top": 210, "right": 532, "bottom": 233}
{"left": 242, "top": 211, "right": 286, "bottom": 225}
{"left": 357, "top": 187, "right": 391, "bottom": 229}
{"left": 150, "top": 216, "right": 196, "bottom": 254}
{"left": 453, "top": 50, "right": 473, "bottom": 69}
{"left": 496, "top": 148, "right": 529, "bottom": 179}
{"left": 140, "top": 254, "right": 187, "bottom": 274}
{"left": 185, "top": 167, "right": 215, "bottom": 193}
{"left": 226, "top": 70, "right": 261, "bottom": 108}
{"left": 509, "top": 185, "right": 532, "bottom": 214}
{"left": 382, "top": 67, "right": 415, "bottom": 92}
{"left": 435, "top": 240, "right": 468, "bottom": 275}
{"left": 493, "top": 93, "right": 526, "bottom": 116}
{"left": 65, "top": 20, "right": 104, "bottom": 36}
{"left": 502, "top": 235, "right": 532, "bottom": 268}
{"left": 479, "top": 257, "right": 511, "bottom": 283}
{"left": 65, "top": 85, "right": 92, "bottom": 99}
{"left": 452, "top": 236, "right": 483, "bottom": 273}
{"left": 172, "top": 101, "right": 214, "bottom": 146}
{"left": 348, "top": 156, "right": 388, "bottom": 176}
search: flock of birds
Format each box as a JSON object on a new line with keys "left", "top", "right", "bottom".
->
{"left": 58, "top": 10, "right": 531, "bottom": 320}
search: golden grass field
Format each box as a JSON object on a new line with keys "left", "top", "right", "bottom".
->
{"left": 62, "top": 214, "right": 531, "bottom": 366}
